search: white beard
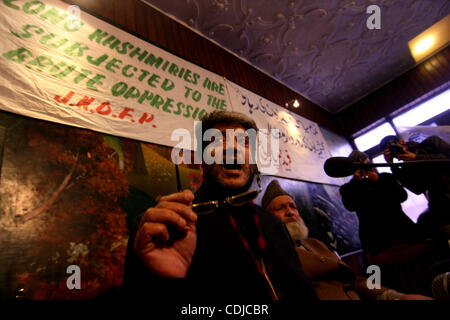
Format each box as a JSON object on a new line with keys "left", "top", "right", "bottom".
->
{"left": 286, "top": 221, "right": 309, "bottom": 243}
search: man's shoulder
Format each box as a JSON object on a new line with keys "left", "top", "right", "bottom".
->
{"left": 302, "top": 237, "right": 329, "bottom": 250}
{"left": 339, "top": 178, "right": 362, "bottom": 193}
{"left": 420, "top": 135, "right": 450, "bottom": 149}
{"left": 252, "top": 202, "right": 270, "bottom": 215}
{"left": 252, "top": 203, "right": 296, "bottom": 242}
{"left": 378, "top": 172, "right": 396, "bottom": 181}
{"left": 253, "top": 203, "right": 284, "bottom": 225}
{"left": 422, "top": 135, "right": 445, "bottom": 143}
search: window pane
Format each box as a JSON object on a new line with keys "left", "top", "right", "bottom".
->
{"left": 354, "top": 123, "right": 396, "bottom": 152}
{"left": 393, "top": 89, "right": 450, "bottom": 127}
{"left": 401, "top": 189, "right": 429, "bottom": 223}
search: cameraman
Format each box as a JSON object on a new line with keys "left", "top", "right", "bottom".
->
{"left": 379, "top": 135, "right": 450, "bottom": 243}
{"left": 339, "top": 150, "right": 423, "bottom": 255}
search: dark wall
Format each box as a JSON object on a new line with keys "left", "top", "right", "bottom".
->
{"left": 336, "top": 46, "right": 450, "bottom": 138}
{"left": 65, "top": 0, "right": 340, "bottom": 133}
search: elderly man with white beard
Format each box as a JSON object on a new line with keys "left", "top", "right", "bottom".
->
{"left": 261, "top": 179, "right": 432, "bottom": 300}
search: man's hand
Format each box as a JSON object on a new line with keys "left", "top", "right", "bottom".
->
{"left": 396, "top": 150, "right": 417, "bottom": 161}
{"left": 134, "top": 190, "right": 198, "bottom": 278}
{"left": 400, "top": 294, "right": 433, "bottom": 300}
{"left": 365, "top": 169, "right": 379, "bottom": 181}
{"left": 353, "top": 169, "right": 363, "bottom": 180}
{"left": 353, "top": 169, "right": 378, "bottom": 182}
{"left": 383, "top": 149, "right": 394, "bottom": 163}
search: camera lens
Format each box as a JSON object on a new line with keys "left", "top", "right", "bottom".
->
{"left": 389, "top": 145, "right": 404, "bottom": 157}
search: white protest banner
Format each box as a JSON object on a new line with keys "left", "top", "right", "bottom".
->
{"left": 0, "top": 0, "right": 228, "bottom": 148}
{"left": 0, "top": 0, "right": 339, "bottom": 184}
{"left": 398, "top": 126, "right": 450, "bottom": 144}
{"left": 226, "top": 80, "right": 337, "bottom": 185}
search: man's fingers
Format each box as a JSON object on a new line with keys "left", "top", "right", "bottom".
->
{"left": 140, "top": 208, "right": 187, "bottom": 230}
{"left": 156, "top": 201, "right": 197, "bottom": 222}
{"left": 383, "top": 150, "right": 393, "bottom": 162}
{"left": 135, "top": 222, "right": 170, "bottom": 249}
{"left": 159, "top": 189, "right": 195, "bottom": 205}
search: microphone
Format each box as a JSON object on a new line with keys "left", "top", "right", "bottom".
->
{"left": 323, "top": 156, "right": 450, "bottom": 178}
{"left": 324, "top": 157, "right": 363, "bottom": 178}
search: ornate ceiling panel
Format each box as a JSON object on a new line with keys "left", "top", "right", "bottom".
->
{"left": 141, "top": 0, "right": 450, "bottom": 113}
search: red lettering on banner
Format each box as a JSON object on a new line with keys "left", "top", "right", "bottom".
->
{"left": 138, "top": 113, "right": 154, "bottom": 125}
{"left": 76, "top": 96, "right": 95, "bottom": 111}
{"left": 54, "top": 91, "right": 74, "bottom": 104}
{"left": 119, "top": 107, "right": 134, "bottom": 120}
{"left": 53, "top": 90, "right": 157, "bottom": 127}
{"left": 96, "top": 102, "right": 111, "bottom": 115}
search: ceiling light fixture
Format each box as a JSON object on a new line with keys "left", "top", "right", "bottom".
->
{"left": 413, "top": 36, "right": 435, "bottom": 55}
{"left": 408, "top": 14, "right": 450, "bottom": 63}
{"left": 285, "top": 99, "right": 300, "bottom": 108}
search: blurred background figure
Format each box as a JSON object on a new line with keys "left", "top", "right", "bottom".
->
{"left": 427, "top": 259, "right": 450, "bottom": 300}
{"left": 379, "top": 135, "right": 450, "bottom": 248}
{"left": 262, "top": 179, "right": 431, "bottom": 300}
{"left": 339, "top": 150, "right": 424, "bottom": 256}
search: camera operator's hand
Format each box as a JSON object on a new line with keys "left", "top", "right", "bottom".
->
{"left": 354, "top": 169, "right": 378, "bottom": 182}
{"left": 383, "top": 149, "right": 394, "bottom": 163}
{"left": 353, "top": 169, "right": 363, "bottom": 181}
{"left": 134, "top": 190, "right": 198, "bottom": 278}
{"left": 396, "top": 150, "right": 417, "bottom": 161}
{"left": 365, "top": 169, "right": 379, "bottom": 181}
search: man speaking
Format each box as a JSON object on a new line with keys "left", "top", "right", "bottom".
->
{"left": 121, "top": 111, "right": 317, "bottom": 301}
